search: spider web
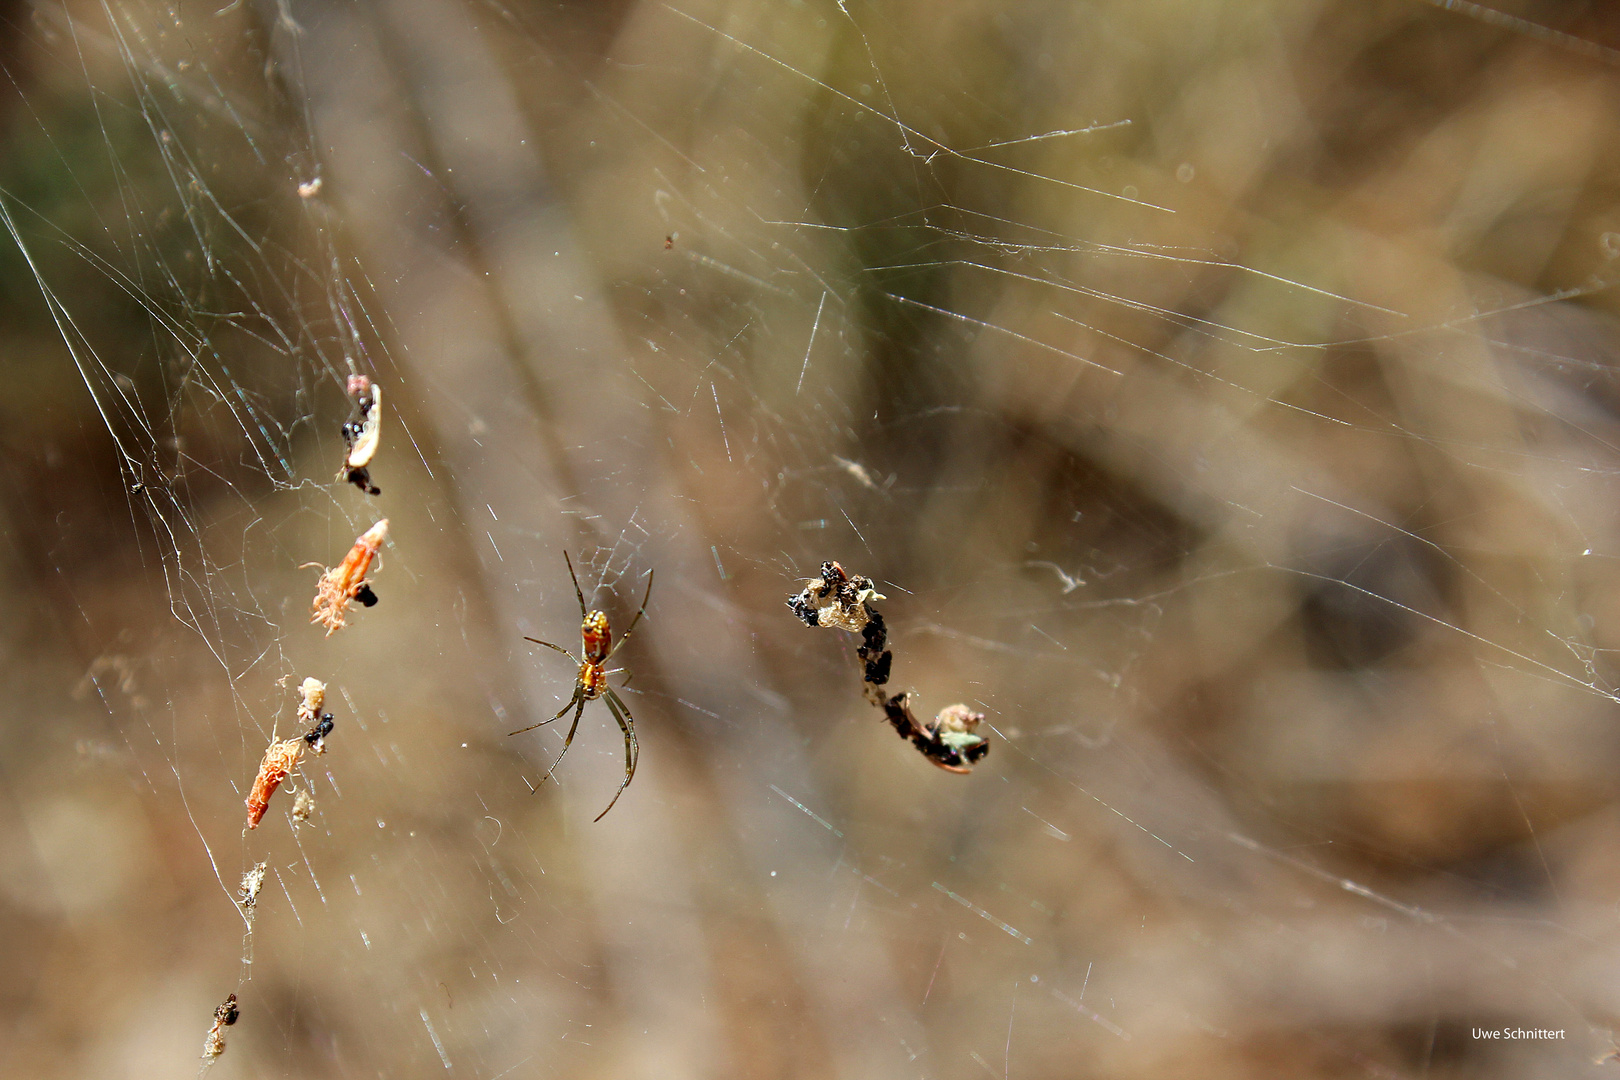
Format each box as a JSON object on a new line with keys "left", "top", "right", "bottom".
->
{"left": 4, "top": 0, "right": 1620, "bottom": 1076}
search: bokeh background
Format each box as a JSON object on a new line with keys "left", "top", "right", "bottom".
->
{"left": 5, "top": 0, "right": 1620, "bottom": 1077}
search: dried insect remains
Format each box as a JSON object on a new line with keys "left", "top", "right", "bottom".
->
{"left": 510, "top": 552, "right": 653, "bottom": 821}
{"left": 296, "top": 677, "right": 334, "bottom": 753}
{"left": 201, "top": 993, "right": 240, "bottom": 1064}
{"left": 291, "top": 788, "right": 316, "bottom": 825}
{"left": 308, "top": 518, "right": 387, "bottom": 635}
{"left": 787, "top": 559, "right": 886, "bottom": 634}
{"left": 879, "top": 697, "right": 988, "bottom": 774}
{"left": 246, "top": 738, "right": 302, "bottom": 829}
{"left": 788, "top": 560, "right": 989, "bottom": 772}
{"left": 238, "top": 862, "right": 268, "bottom": 916}
{"left": 340, "top": 375, "right": 382, "bottom": 495}
{"left": 245, "top": 682, "right": 339, "bottom": 828}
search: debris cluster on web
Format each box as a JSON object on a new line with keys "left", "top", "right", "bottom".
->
{"left": 788, "top": 560, "right": 989, "bottom": 773}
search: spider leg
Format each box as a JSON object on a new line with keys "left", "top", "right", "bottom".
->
{"left": 593, "top": 688, "right": 639, "bottom": 821}
{"left": 562, "top": 550, "right": 588, "bottom": 619}
{"left": 605, "top": 568, "right": 655, "bottom": 660}
{"left": 507, "top": 685, "right": 582, "bottom": 736}
{"left": 523, "top": 636, "right": 580, "bottom": 664}
{"left": 528, "top": 695, "right": 589, "bottom": 789}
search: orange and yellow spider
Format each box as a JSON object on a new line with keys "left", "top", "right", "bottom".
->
{"left": 510, "top": 552, "right": 653, "bottom": 821}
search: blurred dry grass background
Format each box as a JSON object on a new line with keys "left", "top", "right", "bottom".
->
{"left": 5, "top": 0, "right": 1620, "bottom": 1077}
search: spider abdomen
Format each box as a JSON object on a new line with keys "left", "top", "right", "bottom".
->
{"left": 581, "top": 610, "right": 611, "bottom": 664}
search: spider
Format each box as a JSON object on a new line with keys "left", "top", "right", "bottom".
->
{"left": 509, "top": 552, "right": 653, "bottom": 821}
